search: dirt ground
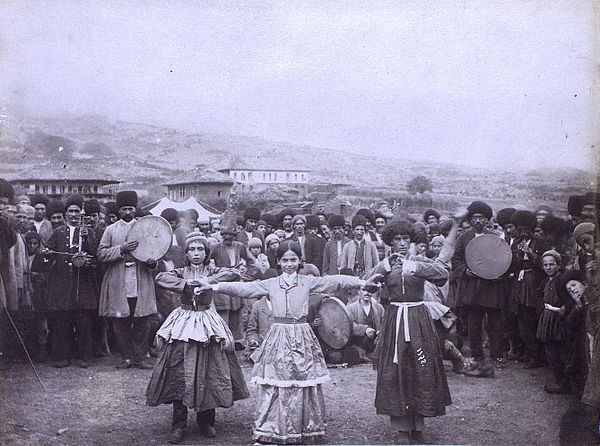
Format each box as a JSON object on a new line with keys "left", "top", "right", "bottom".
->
{"left": 0, "top": 353, "right": 597, "bottom": 446}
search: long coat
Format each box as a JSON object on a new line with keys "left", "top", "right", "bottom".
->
{"left": 340, "top": 239, "right": 379, "bottom": 276}
{"left": 45, "top": 225, "right": 99, "bottom": 311}
{"left": 322, "top": 237, "right": 351, "bottom": 275}
{"left": 97, "top": 220, "right": 157, "bottom": 318}
{"left": 451, "top": 229, "right": 508, "bottom": 309}
{"left": 245, "top": 297, "right": 273, "bottom": 345}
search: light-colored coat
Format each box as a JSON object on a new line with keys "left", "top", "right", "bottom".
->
{"left": 97, "top": 220, "right": 157, "bottom": 318}
{"left": 339, "top": 239, "right": 379, "bottom": 276}
{"left": 347, "top": 299, "right": 385, "bottom": 337}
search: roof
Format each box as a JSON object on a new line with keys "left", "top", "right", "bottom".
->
{"left": 145, "top": 197, "right": 221, "bottom": 218}
{"left": 9, "top": 161, "right": 120, "bottom": 184}
{"left": 214, "top": 156, "right": 311, "bottom": 172}
{"left": 162, "top": 166, "right": 234, "bottom": 186}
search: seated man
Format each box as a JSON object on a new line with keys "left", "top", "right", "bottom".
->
{"left": 244, "top": 295, "right": 274, "bottom": 361}
{"left": 346, "top": 289, "right": 384, "bottom": 363}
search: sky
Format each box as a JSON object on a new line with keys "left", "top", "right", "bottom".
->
{"left": 1, "top": 0, "right": 597, "bottom": 171}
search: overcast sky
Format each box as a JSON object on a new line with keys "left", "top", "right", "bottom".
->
{"left": 1, "top": 0, "right": 596, "bottom": 170}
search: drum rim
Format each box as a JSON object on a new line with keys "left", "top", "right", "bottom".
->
{"left": 126, "top": 215, "right": 173, "bottom": 262}
{"left": 316, "top": 296, "right": 353, "bottom": 349}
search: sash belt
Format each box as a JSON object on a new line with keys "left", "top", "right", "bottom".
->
{"left": 390, "top": 302, "right": 424, "bottom": 364}
{"left": 274, "top": 317, "right": 307, "bottom": 324}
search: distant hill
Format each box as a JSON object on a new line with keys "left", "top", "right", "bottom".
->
{"left": 0, "top": 110, "right": 594, "bottom": 212}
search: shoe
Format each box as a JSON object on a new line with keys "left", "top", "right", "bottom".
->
{"left": 134, "top": 360, "right": 154, "bottom": 370}
{"left": 396, "top": 431, "right": 411, "bottom": 444}
{"left": 234, "top": 341, "right": 245, "bottom": 351}
{"left": 544, "top": 383, "right": 571, "bottom": 394}
{"left": 53, "top": 360, "right": 70, "bottom": 368}
{"left": 524, "top": 360, "right": 544, "bottom": 370}
{"left": 168, "top": 428, "right": 185, "bottom": 444}
{"left": 463, "top": 359, "right": 479, "bottom": 372}
{"left": 492, "top": 357, "right": 506, "bottom": 369}
{"left": 200, "top": 425, "right": 217, "bottom": 437}
{"left": 464, "top": 362, "right": 495, "bottom": 378}
{"left": 411, "top": 430, "right": 429, "bottom": 444}
{"left": 115, "top": 359, "right": 132, "bottom": 369}
{"left": 452, "top": 358, "right": 467, "bottom": 374}
{"left": 75, "top": 359, "right": 89, "bottom": 369}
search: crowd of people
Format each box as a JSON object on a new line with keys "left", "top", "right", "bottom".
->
{"left": 0, "top": 176, "right": 598, "bottom": 445}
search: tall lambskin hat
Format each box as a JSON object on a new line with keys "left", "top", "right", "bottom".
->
{"left": 65, "top": 194, "right": 84, "bottom": 209}
{"left": 105, "top": 201, "right": 118, "bottom": 216}
{"left": 30, "top": 194, "right": 50, "bottom": 207}
{"left": 116, "top": 191, "right": 138, "bottom": 209}
{"left": 84, "top": 199, "right": 101, "bottom": 215}
{"left": 160, "top": 208, "right": 179, "bottom": 222}
{"left": 496, "top": 208, "right": 517, "bottom": 227}
{"left": 355, "top": 208, "right": 375, "bottom": 224}
{"left": 352, "top": 214, "right": 367, "bottom": 228}
{"left": 278, "top": 208, "right": 296, "bottom": 223}
{"left": 511, "top": 210, "right": 537, "bottom": 229}
{"left": 0, "top": 179, "right": 15, "bottom": 201}
{"left": 423, "top": 208, "right": 441, "bottom": 222}
{"left": 243, "top": 207, "right": 261, "bottom": 222}
{"left": 46, "top": 201, "right": 65, "bottom": 217}
{"left": 467, "top": 201, "right": 493, "bottom": 220}
{"left": 540, "top": 216, "right": 568, "bottom": 234}
{"left": 327, "top": 214, "right": 345, "bottom": 228}
{"left": 567, "top": 195, "right": 584, "bottom": 217}
{"left": 305, "top": 214, "right": 321, "bottom": 229}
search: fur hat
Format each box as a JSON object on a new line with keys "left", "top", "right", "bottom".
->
{"left": 351, "top": 214, "right": 367, "bottom": 229}
{"left": 30, "top": 194, "right": 50, "bottom": 207}
{"left": 327, "top": 214, "right": 345, "bottom": 228}
{"left": 248, "top": 237, "right": 263, "bottom": 249}
{"left": 305, "top": 214, "right": 320, "bottom": 229}
{"left": 467, "top": 201, "right": 493, "bottom": 220}
{"left": 105, "top": 201, "right": 118, "bottom": 216}
{"left": 510, "top": 210, "right": 537, "bottom": 229}
{"left": 261, "top": 213, "right": 277, "bottom": 227}
{"left": 413, "top": 232, "right": 429, "bottom": 245}
{"left": 430, "top": 235, "right": 445, "bottom": 245}
{"left": 423, "top": 208, "right": 440, "bottom": 223}
{"left": 291, "top": 214, "right": 307, "bottom": 226}
{"left": 0, "top": 179, "right": 14, "bottom": 201}
{"left": 265, "top": 233, "right": 280, "bottom": 248}
{"left": 278, "top": 208, "right": 296, "bottom": 223}
{"left": 24, "top": 231, "right": 42, "bottom": 244}
{"left": 46, "top": 201, "right": 65, "bottom": 217}
{"left": 160, "top": 208, "right": 179, "bottom": 222}
{"left": 573, "top": 222, "right": 595, "bottom": 243}
{"left": 539, "top": 216, "right": 568, "bottom": 234}
{"left": 65, "top": 194, "right": 84, "bottom": 209}
{"left": 496, "top": 208, "right": 517, "bottom": 227}
{"left": 355, "top": 208, "right": 375, "bottom": 225}
{"left": 257, "top": 220, "right": 267, "bottom": 227}
{"left": 235, "top": 216, "right": 244, "bottom": 227}
{"left": 244, "top": 207, "right": 261, "bottom": 222}
{"left": 116, "top": 191, "right": 138, "bottom": 209}
{"left": 84, "top": 199, "right": 101, "bottom": 215}
{"left": 381, "top": 218, "right": 414, "bottom": 246}
{"left": 567, "top": 195, "right": 584, "bottom": 217}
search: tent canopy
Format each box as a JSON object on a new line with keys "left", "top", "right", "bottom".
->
{"left": 145, "top": 197, "right": 221, "bottom": 219}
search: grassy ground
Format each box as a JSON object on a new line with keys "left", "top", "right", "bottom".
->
{"left": 0, "top": 354, "right": 597, "bottom": 446}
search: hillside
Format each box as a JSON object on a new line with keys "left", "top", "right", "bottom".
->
{"left": 0, "top": 110, "right": 594, "bottom": 212}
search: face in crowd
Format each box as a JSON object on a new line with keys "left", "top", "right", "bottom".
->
{"left": 293, "top": 219, "right": 305, "bottom": 237}
{"left": 186, "top": 240, "right": 206, "bottom": 265}
{"left": 267, "top": 239, "right": 279, "bottom": 252}
{"left": 392, "top": 233, "right": 411, "bottom": 257}
{"left": 33, "top": 203, "right": 46, "bottom": 222}
{"left": 320, "top": 224, "right": 332, "bottom": 241}
{"left": 244, "top": 218, "right": 257, "bottom": 232}
{"left": 542, "top": 255, "right": 560, "bottom": 277}
{"left": 516, "top": 225, "right": 533, "bottom": 241}
{"left": 50, "top": 212, "right": 65, "bottom": 228}
{"left": 353, "top": 224, "right": 365, "bottom": 241}
{"left": 278, "top": 249, "right": 300, "bottom": 275}
{"left": 470, "top": 213, "right": 487, "bottom": 233}
{"left": 429, "top": 240, "right": 444, "bottom": 256}
{"left": 375, "top": 217, "right": 386, "bottom": 233}
{"left": 26, "top": 237, "right": 41, "bottom": 256}
{"left": 282, "top": 214, "right": 293, "bottom": 231}
{"left": 306, "top": 225, "right": 318, "bottom": 237}
{"left": 331, "top": 225, "right": 344, "bottom": 240}
{"left": 119, "top": 206, "right": 136, "bottom": 223}
{"left": 66, "top": 204, "right": 82, "bottom": 226}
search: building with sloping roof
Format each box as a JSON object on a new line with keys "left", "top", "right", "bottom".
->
{"left": 10, "top": 161, "right": 120, "bottom": 200}
{"left": 162, "top": 166, "right": 234, "bottom": 202}
{"left": 214, "top": 156, "right": 311, "bottom": 194}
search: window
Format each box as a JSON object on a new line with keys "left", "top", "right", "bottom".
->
{"left": 268, "top": 173, "right": 272, "bottom": 181}
{"left": 234, "top": 172, "right": 238, "bottom": 180}
{"left": 42, "top": 185, "right": 47, "bottom": 194}
{"left": 179, "top": 185, "right": 185, "bottom": 199}
{"left": 302, "top": 174, "right": 306, "bottom": 181}
{"left": 35, "top": 184, "right": 39, "bottom": 193}
{"left": 248, "top": 172, "right": 253, "bottom": 181}
{"left": 286, "top": 173, "right": 290, "bottom": 181}
{"left": 274, "top": 173, "right": 277, "bottom": 181}
{"left": 60, "top": 185, "right": 65, "bottom": 193}
{"left": 263, "top": 173, "right": 266, "bottom": 181}
{"left": 68, "top": 185, "right": 72, "bottom": 193}
{"left": 241, "top": 173, "right": 246, "bottom": 181}
{"left": 217, "top": 190, "right": 222, "bottom": 198}
{"left": 93, "top": 185, "right": 98, "bottom": 193}
{"left": 51, "top": 185, "right": 56, "bottom": 194}
{"left": 295, "top": 173, "right": 298, "bottom": 181}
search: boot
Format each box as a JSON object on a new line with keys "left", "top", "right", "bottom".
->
{"left": 446, "top": 343, "right": 467, "bottom": 374}
{"left": 168, "top": 428, "right": 185, "bottom": 444}
{"left": 464, "top": 359, "right": 495, "bottom": 378}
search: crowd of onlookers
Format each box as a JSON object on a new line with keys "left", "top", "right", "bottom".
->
{"left": 0, "top": 177, "right": 597, "bottom": 413}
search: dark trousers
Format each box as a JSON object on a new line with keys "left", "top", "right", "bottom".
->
{"left": 110, "top": 298, "right": 151, "bottom": 363}
{"left": 92, "top": 314, "right": 109, "bottom": 354}
{"left": 517, "top": 305, "right": 543, "bottom": 361}
{"left": 466, "top": 305, "right": 503, "bottom": 361}
{"left": 172, "top": 400, "right": 215, "bottom": 429}
{"left": 545, "top": 340, "right": 567, "bottom": 386}
{"left": 506, "top": 311, "right": 524, "bottom": 356}
{"left": 47, "top": 309, "right": 95, "bottom": 362}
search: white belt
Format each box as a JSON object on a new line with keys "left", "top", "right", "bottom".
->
{"left": 390, "top": 302, "right": 424, "bottom": 364}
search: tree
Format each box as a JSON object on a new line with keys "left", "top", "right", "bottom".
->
{"left": 406, "top": 175, "right": 433, "bottom": 194}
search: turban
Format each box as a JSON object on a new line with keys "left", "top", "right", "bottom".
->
{"left": 573, "top": 222, "right": 595, "bottom": 243}
{"left": 291, "top": 214, "right": 307, "bottom": 226}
